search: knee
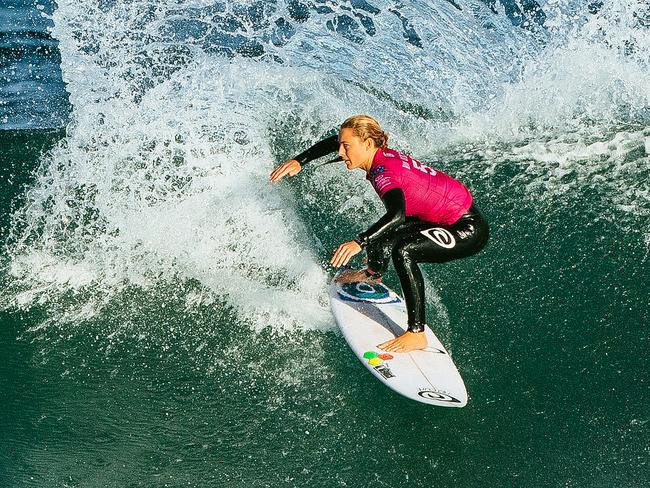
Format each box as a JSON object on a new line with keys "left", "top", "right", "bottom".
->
{"left": 391, "top": 245, "right": 413, "bottom": 269}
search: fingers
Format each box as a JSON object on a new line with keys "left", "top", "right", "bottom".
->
{"left": 330, "top": 241, "right": 362, "bottom": 268}
{"left": 330, "top": 243, "right": 354, "bottom": 267}
{"left": 269, "top": 160, "right": 301, "bottom": 182}
{"left": 269, "top": 164, "right": 289, "bottom": 182}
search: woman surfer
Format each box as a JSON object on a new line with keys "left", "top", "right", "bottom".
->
{"left": 269, "top": 115, "right": 489, "bottom": 353}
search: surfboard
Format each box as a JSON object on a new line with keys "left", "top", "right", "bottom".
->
{"left": 330, "top": 275, "right": 468, "bottom": 407}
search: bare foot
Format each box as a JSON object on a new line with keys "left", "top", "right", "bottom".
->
{"left": 334, "top": 269, "right": 382, "bottom": 284}
{"left": 378, "top": 331, "right": 427, "bottom": 353}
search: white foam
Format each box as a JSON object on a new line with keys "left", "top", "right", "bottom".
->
{"left": 452, "top": 1, "right": 650, "bottom": 139}
{"left": 6, "top": 0, "right": 649, "bottom": 332}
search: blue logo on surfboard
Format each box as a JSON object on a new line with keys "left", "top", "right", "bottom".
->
{"left": 337, "top": 282, "right": 402, "bottom": 304}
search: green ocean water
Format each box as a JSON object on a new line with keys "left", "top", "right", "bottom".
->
{"left": 2, "top": 0, "right": 649, "bottom": 485}
{"left": 1, "top": 128, "right": 647, "bottom": 487}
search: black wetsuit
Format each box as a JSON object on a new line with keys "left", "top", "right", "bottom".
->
{"left": 295, "top": 135, "right": 489, "bottom": 333}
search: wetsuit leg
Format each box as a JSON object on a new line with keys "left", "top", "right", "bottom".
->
{"left": 366, "top": 218, "right": 431, "bottom": 275}
{"left": 391, "top": 205, "right": 489, "bottom": 332}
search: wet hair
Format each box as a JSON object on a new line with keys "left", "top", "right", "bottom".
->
{"left": 340, "top": 114, "right": 389, "bottom": 148}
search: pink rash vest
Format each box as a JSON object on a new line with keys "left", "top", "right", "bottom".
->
{"left": 366, "top": 148, "right": 473, "bottom": 225}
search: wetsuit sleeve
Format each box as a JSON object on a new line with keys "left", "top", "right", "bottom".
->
{"left": 356, "top": 188, "right": 406, "bottom": 247}
{"left": 294, "top": 135, "right": 339, "bottom": 166}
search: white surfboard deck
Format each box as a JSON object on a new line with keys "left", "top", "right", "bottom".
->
{"left": 330, "top": 275, "right": 468, "bottom": 407}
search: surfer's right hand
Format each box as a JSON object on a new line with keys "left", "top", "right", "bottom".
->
{"left": 270, "top": 159, "right": 302, "bottom": 182}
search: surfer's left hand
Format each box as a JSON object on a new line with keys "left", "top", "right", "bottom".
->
{"left": 330, "top": 241, "right": 362, "bottom": 267}
{"left": 379, "top": 332, "right": 427, "bottom": 353}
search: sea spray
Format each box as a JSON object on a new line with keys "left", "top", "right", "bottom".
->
{"left": 3, "top": 0, "right": 648, "bottom": 334}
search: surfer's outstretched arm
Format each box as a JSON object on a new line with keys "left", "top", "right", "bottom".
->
{"left": 294, "top": 134, "right": 338, "bottom": 166}
{"left": 269, "top": 135, "right": 338, "bottom": 182}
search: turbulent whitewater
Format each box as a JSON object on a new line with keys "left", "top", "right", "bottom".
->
{"left": 2, "top": 0, "right": 649, "bottom": 333}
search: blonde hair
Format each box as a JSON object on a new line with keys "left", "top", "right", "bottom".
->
{"left": 340, "top": 114, "right": 389, "bottom": 148}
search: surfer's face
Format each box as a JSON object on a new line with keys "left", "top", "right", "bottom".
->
{"left": 338, "top": 128, "right": 376, "bottom": 172}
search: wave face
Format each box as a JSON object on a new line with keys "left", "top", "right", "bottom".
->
{"left": 2, "top": 0, "right": 649, "bottom": 332}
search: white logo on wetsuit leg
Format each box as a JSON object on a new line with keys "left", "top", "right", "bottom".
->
{"left": 421, "top": 228, "right": 456, "bottom": 249}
